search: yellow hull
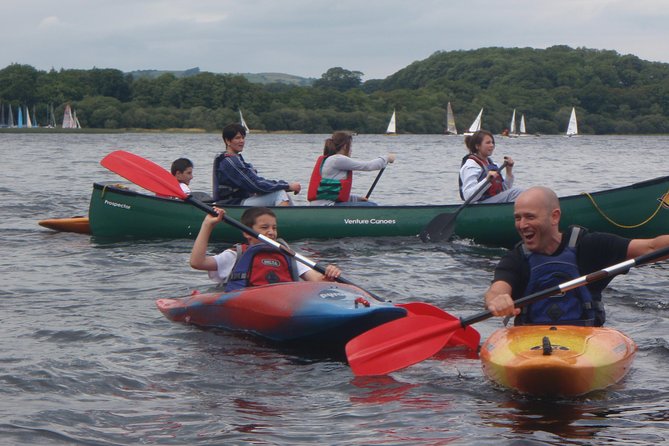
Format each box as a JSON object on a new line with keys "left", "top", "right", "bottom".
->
{"left": 38, "top": 216, "right": 91, "bottom": 234}
{"left": 480, "top": 325, "right": 636, "bottom": 397}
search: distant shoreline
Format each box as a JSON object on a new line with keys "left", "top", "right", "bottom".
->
{"left": 0, "top": 127, "right": 305, "bottom": 134}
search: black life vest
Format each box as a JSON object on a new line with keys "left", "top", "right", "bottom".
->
{"left": 224, "top": 241, "right": 300, "bottom": 292}
{"left": 515, "top": 226, "right": 603, "bottom": 326}
{"left": 307, "top": 155, "right": 353, "bottom": 202}
{"left": 458, "top": 155, "right": 505, "bottom": 201}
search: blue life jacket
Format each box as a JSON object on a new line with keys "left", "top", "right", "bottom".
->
{"left": 225, "top": 241, "right": 300, "bottom": 292}
{"left": 458, "top": 155, "right": 505, "bottom": 201}
{"left": 516, "top": 227, "right": 602, "bottom": 326}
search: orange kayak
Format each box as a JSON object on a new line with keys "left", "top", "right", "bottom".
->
{"left": 480, "top": 325, "right": 637, "bottom": 397}
{"left": 38, "top": 216, "right": 91, "bottom": 234}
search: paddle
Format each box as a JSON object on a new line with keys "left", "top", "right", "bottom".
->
{"left": 346, "top": 244, "right": 669, "bottom": 376}
{"left": 396, "top": 302, "right": 480, "bottom": 351}
{"left": 365, "top": 168, "right": 385, "bottom": 199}
{"left": 100, "top": 151, "right": 464, "bottom": 322}
{"left": 419, "top": 161, "right": 508, "bottom": 243}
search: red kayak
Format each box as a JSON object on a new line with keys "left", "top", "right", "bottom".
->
{"left": 156, "top": 281, "right": 408, "bottom": 346}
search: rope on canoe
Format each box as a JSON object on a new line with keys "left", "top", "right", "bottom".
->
{"left": 581, "top": 190, "right": 669, "bottom": 229}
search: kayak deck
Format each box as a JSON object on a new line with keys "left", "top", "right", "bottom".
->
{"left": 480, "top": 325, "right": 637, "bottom": 397}
{"left": 156, "top": 282, "right": 407, "bottom": 347}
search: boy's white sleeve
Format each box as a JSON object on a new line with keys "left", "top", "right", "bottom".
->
{"left": 208, "top": 249, "right": 237, "bottom": 283}
{"left": 296, "top": 262, "right": 311, "bottom": 278}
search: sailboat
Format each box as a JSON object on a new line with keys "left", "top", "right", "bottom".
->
{"left": 239, "top": 110, "right": 250, "bottom": 134}
{"left": 445, "top": 102, "right": 458, "bottom": 135}
{"left": 73, "top": 110, "right": 82, "bottom": 129}
{"left": 62, "top": 104, "right": 75, "bottom": 128}
{"left": 508, "top": 109, "right": 518, "bottom": 137}
{"left": 8, "top": 104, "right": 15, "bottom": 127}
{"left": 18, "top": 106, "right": 24, "bottom": 128}
{"left": 519, "top": 114, "right": 528, "bottom": 136}
{"left": 463, "top": 108, "right": 483, "bottom": 136}
{"left": 25, "top": 106, "right": 33, "bottom": 128}
{"left": 566, "top": 107, "right": 578, "bottom": 137}
{"left": 385, "top": 109, "right": 397, "bottom": 135}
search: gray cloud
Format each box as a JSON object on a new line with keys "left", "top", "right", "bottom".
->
{"left": 3, "top": 0, "right": 669, "bottom": 80}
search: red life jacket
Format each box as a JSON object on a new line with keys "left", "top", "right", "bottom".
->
{"left": 459, "top": 155, "right": 504, "bottom": 200}
{"left": 225, "top": 242, "right": 300, "bottom": 292}
{"left": 307, "top": 155, "right": 353, "bottom": 202}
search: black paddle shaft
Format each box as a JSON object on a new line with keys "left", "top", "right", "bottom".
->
{"left": 420, "top": 161, "right": 508, "bottom": 242}
{"left": 365, "top": 168, "right": 386, "bottom": 199}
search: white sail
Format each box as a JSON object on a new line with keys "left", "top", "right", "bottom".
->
{"left": 445, "top": 102, "right": 457, "bottom": 135}
{"left": 8, "top": 104, "right": 15, "bottom": 127}
{"left": 62, "top": 104, "right": 75, "bottom": 128}
{"left": 386, "top": 110, "right": 396, "bottom": 134}
{"left": 566, "top": 107, "right": 578, "bottom": 137}
{"left": 509, "top": 109, "right": 517, "bottom": 136}
{"left": 519, "top": 114, "right": 527, "bottom": 134}
{"left": 25, "top": 106, "right": 32, "bottom": 128}
{"left": 239, "top": 110, "right": 250, "bottom": 134}
{"left": 73, "top": 110, "right": 82, "bottom": 129}
{"left": 465, "top": 108, "right": 483, "bottom": 134}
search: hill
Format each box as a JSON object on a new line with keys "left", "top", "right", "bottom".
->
{"left": 128, "top": 68, "right": 314, "bottom": 86}
{"left": 362, "top": 46, "right": 669, "bottom": 134}
{"left": 2, "top": 46, "right": 669, "bottom": 134}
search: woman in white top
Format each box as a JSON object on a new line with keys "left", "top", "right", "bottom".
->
{"left": 307, "top": 131, "right": 395, "bottom": 206}
{"left": 459, "top": 130, "right": 522, "bottom": 203}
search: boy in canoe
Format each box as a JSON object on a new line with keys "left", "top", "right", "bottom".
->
{"left": 484, "top": 186, "right": 669, "bottom": 325}
{"left": 190, "top": 206, "right": 341, "bottom": 291}
{"left": 171, "top": 158, "right": 193, "bottom": 195}
{"left": 213, "top": 123, "right": 301, "bottom": 206}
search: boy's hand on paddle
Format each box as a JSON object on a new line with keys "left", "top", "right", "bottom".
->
{"left": 204, "top": 206, "right": 225, "bottom": 226}
{"left": 323, "top": 264, "right": 341, "bottom": 281}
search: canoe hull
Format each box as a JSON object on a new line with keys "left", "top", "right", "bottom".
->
{"left": 38, "top": 216, "right": 91, "bottom": 234}
{"left": 89, "top": 175, "right": 669, "bottom": 247}
{"left": 156, "top": 282, "right": 407, "bottom": 346}
{"left": 480, "top": 325, "right": 637, "bottom": 397}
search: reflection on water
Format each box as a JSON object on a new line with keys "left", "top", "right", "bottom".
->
{"left": 480, "top": 398, "right": 604, "bottom": 441}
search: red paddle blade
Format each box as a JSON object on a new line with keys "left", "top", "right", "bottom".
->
{"left": 100, "top": 150, "right": 187, "bottom": 199}
{"left": 345, "top": 316, "right": 462, "bottom": 376}
{"left": 396, "top": 302, "right": 481, "bottom": 351}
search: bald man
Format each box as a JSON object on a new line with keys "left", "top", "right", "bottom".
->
{"left": 484, "top": 186, "right": 669, "bottom": 326}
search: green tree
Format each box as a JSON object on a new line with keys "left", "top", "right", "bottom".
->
{"left": 313, "top": 67, "right": 363, "bottom": 92}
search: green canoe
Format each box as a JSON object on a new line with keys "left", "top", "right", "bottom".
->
{"left": 88, "top": 176, "right": 669, "bottom": 247}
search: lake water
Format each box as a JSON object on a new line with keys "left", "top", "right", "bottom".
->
{"left": 2, "top": 132, "right": 669, "bottom": 445}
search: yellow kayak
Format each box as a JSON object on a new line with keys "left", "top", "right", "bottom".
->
{"left": 480, "top": 325, "right": 637, "bottom": 397}
{"left": 38, "top": 216, "right": 91, "bottom": 234}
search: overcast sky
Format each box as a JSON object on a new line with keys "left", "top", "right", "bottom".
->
{"left": 3, "top": 0, "right": 669, "bottom": 80}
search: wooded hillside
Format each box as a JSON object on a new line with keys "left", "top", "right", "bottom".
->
{"left": 1, "top": 46, "right": 668, "bottom": 134}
